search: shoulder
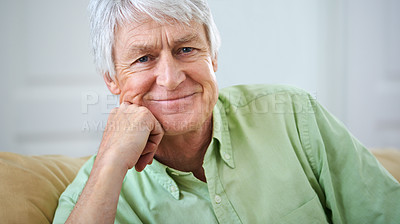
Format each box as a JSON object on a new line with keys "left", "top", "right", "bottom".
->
{"left": 220, "top": 84, "right": 307, "bottom": 95}
{"left": 218, "top": 84, "right": 314, "bottom": 111}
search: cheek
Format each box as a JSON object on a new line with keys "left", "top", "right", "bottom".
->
{"left": 196, "top": 72, "right": 218, "bottom": 112}
{"left": 193, "top": 64, "right": 218, "bottom": 100}
{"left": 119, "top": 74, "right": 156, "bottom": 104}
{"left": 187, "top": 60, "right": 217, "bottom": 85}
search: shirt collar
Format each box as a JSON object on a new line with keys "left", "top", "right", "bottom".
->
{"left": 145, "top": 160, "right": 180, "bottom": 200}
{"left": 144, "top": 99, "right": 235, "bottom": 199}
{"left": 210, "top": 100, "right": 235, "bottom": 168}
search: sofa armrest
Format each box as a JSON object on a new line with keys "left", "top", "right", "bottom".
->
{"left": 0, "top": 152, "right": 89, "bottom": 224}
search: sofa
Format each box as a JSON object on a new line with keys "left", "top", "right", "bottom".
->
{"left": 0, "top": 150, "right": 399, "bottom": 223}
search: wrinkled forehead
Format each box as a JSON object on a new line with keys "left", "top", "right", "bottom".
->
{"left": 115, "top": 14, "right": 194, "bottom": 34}
{"left": 114, "top": 17, "right": 209, "bottom": 49}
{"left": 110, "top": 2, "right": 212, "bottom": 51}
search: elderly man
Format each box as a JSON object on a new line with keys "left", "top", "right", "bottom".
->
{"left": 53, "top": 0, "right": 400, "bottom": 223}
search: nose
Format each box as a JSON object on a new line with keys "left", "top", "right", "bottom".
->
{"left": 155, "top": 53, "right": 186, "bottom": 90}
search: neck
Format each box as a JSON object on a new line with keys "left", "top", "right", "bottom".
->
{"left": 154, "top": 116, "right": 213, "bottom": 181}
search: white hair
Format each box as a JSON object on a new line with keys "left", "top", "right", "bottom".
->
{"left": 88, "top": 0, "right": 221, "bottom": 80}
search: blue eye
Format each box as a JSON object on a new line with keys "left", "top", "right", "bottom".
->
{"left": 137, "top": 56, "right": 149, "bottom": 63}
{"left": 181, "top": 47, "right": 193, "bottom": 53}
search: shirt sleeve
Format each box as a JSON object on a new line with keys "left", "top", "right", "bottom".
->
{"left": 298, "top": 93, "right": 400, "bottom": 224}
{"left": 52, "top": 156, "right": 95, "bottom": 224}
{"left": 52, "top": 193, "right": 79, "bottom": 224}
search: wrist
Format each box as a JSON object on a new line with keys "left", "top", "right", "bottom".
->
{"left": 92, "top": 154, "right": 129, "bottom": 181}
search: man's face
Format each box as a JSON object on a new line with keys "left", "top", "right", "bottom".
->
{"left": 109, "top": 19, "right": 218, "bottom": 135}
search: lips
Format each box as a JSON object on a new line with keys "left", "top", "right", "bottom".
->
{"left": 145, "top": 92, "right": 200, "bottom": 102}
{"left": 154, "top": 93, "right": 197, "bottom": 101}
{"left": 143, "top": 92, "right": 200, "bottom": 114}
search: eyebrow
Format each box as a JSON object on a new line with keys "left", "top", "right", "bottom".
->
{"left": 125, "top": 33, "right": 202, "bottom": 57}
{"left": 173, "top": 33, "right": 201, "bottom": 46}
{"left": 125, "top": 45, "right": 154, "bottom": 58}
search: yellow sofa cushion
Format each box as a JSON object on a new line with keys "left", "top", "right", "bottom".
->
{"left": 0, "top": 150, "right": 398, "bottom": 223}
{"left": 0, "top": 152, "right": 89, "bottom": 224}
{"left": 371, "top": 149, "right": 400, "bottom": 182}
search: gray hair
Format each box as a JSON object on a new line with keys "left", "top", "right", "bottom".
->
{"left": 88, "top": 0, "right": 221, "bottom": 80}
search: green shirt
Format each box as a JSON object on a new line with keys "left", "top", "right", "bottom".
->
{"left": 53, "top": 84, "right": 400, "bottom": 223}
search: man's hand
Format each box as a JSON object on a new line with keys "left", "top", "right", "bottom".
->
{"left": 66, "top": 103, "right": 163, "bottom": 224}
{"left": 98, "top": 102, "right": 164, "bottom": 172}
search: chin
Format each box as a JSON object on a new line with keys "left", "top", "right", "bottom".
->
{"left": 158, "top": 114, "right": 212, "bottom": 136}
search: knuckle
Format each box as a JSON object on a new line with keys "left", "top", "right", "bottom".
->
{"left": 110, "top": 107, "right": 118, "bottom": 114}
{"left": 136, "top": 106, "right": 149, "bottom": 114}
{"left": 123, "top": 104, "right": 139, "bottom": 114}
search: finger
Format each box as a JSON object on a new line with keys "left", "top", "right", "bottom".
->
{"left": 151, "top": 117, "right": 164, "bottom": 136}
{"left": 144, "top": 151, "right": 156, "bottom": 165}
{"left": 146, "top": 133, "right": 163, "bottom": 151}
{"left": 135, "top": 152, "right": 155, "bottom": 172}
{"left": 147, "top": 156, "right": 154, "bottom": 165}
{"left": 147, "top": 111, "right": 164, "bottom": 140}
{"left": 136, "top": 106, "right": 164, "bottom": 145}
{"left": 143, "top": 116, "right": 164, "bottom": 154}
{"left": 142, "top": 139, "right": 156, "bottom": 154}
{"left": 119, "top": 102, "right": 128, "bottom": 109}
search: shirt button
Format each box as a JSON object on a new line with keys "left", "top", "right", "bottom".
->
{"left": 215, "top": 195, "right": 222, "bottom": 204}
{"left": 223, "top": 153, "right": 231, "bottom": 160}
{"left": 170, "top": 185, "right": 178, "bottom": 193}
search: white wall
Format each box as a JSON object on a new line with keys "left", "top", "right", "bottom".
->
{"left": 0, "top": 0, "right": 106, "bottom": 156}
{"left": 345, "top": 0, "right": 400, "bottom": 148}
{"left": 1, "top": 0, "right": 399, "bottom": 156}
{"left": 209, "top": 0, "right": 348, "bottom": 120}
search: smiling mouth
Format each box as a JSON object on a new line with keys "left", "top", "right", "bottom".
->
{"left": 148, "top": 92, "right": 199, "bottom": 102}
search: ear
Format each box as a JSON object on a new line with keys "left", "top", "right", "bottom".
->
{"left": 212, "top": 54, "right": 218, "bottom": 72}
{"left": 103, "top": 73, "right": 121, "bottom": 95}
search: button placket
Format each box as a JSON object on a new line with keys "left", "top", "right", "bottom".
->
{"left": 202, "top": 130, "right": 240, "bottom": 223}
{"left": 163, "top": 180, "right": 180, "bottom": 199}
{"left": 214, "top": 195, "right": 222, "bottom": 204}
